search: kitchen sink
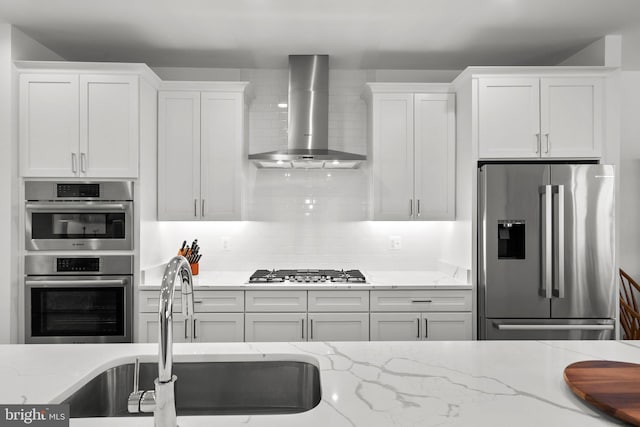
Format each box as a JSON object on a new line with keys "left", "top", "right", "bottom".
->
{"left": 62, "top": 358, "right": 321, "bottom": 417}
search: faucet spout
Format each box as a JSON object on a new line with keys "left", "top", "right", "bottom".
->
{"left": 127, "top": 256, "right": 194, "bottom": 427}
{"left": 158, "top": 256, "right": 195, "bottom": 383}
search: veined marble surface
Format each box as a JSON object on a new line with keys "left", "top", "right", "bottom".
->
{"left": 140, "top": 269, "right": 471, "bottom": 290}
{"left": 1, "top": 341, "right": 637, "bottom": 426}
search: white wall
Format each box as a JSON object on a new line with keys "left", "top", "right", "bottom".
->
{"left": 620, "top": 71, "right": 640, "bottom": 278}
{"left": 0, "top": 22, "right": 13, "bottom": 344}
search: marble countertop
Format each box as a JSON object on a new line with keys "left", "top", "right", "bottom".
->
{"left": 2, "top": 340, "right": 638, "bottom": 426}
{"left": 140, "top": 269, "right": 471, "bottom": 290}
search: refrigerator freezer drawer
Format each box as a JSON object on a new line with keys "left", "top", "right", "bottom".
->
{"left": 484, "top": 319, "right": 615, "bottom": 340}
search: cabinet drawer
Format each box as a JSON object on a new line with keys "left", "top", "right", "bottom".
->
{"left": 193, "top": 291, "right": 244, "bottom": 312}
{"left": 308, "top": 290, "right": 369, "bottom": 312}
{"left": 139, "top": 290, "right": 244, "bottom": 313}
{"left": 370, "top": 290, "right": 471, "bottom": 312}
{"left": 245, "top": 291, "right": 307, "bottom": 312}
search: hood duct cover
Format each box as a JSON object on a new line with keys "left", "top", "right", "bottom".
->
{"left": 249, "top": 55, "right": 366, "bottom": 169}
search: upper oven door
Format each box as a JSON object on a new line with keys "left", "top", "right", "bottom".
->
{"left": 25, "top": 201, "right": 133, "bottom": 250}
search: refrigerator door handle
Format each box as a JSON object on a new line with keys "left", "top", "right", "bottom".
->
{"left": 539, "top": 185, "right": 553, "bottom": 299}
{"left": 553, "top": 185, "right": 565, "bottom": 298}
{"left": 493, "top": 323, "right": 614, "bottom": 331}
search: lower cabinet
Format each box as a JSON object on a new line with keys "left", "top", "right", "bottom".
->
{"left": 137, "top": 290, "right": 244, "bottom": 343}
{"left": 370, "top": 312, "right": 472, "bottom": 341}
{"left": 139, "top": 313, "right": 190, "bottom": 343}
{"left": 308, "top": 313, "right": 369, "bottom": 341}
{"left": 245, "top": 313, "right": 306, "bottom": 342}
{"left": 137, "top": 288, "right": 472, "bottom": 343}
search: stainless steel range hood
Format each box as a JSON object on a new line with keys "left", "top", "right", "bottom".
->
{"left": 249, "top": 55, "right": 366, "bottom": 169}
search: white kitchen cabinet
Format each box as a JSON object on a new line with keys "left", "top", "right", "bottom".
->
{"left": 368, "top": 88, "right": 455, "bottom": 220}
{"left": 370, "top": 312, "right": 472, "bottom": 341}
{"left": 157, "top": 83, "right": 248, "bottom": 221}
{"left": 20, "top": 73, "right": 139, "bottom": 177}
{"left": 137, "top": 289, "right": 245, "bottom": 343}
{"left": 477, "top": 76, "right": 602, "bottom": 159}
{"left": 245, "top": 313, "right": 307, "bottom": 342}
{"left": 370, "top": 289, "right": 472, "bottom": 341}
{"left": 138, "top": 312, "right": 189, "bottom": 344}
{"left": 308, "top": 313, "right": 369, "bottom": 341}
{"left": 193, "top": 313, "right": 244, "bottom": 342}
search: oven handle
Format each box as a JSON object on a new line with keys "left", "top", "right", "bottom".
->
{"left": 25, "top": 279, "right": 127, "bottom": 287}
{"left": 25, "top": 203, "right": 129, "bottom": 211}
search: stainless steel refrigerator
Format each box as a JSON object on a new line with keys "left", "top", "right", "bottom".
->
{"left": 478, "top": 164, "right": 616, "bottom": 340}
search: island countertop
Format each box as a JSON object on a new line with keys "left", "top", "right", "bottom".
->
{"left": 1, "top": 340, "right": 637, "bottom": 426}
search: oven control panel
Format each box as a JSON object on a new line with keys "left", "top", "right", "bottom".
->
{"left": 56, "top": 257, "right": 101, "bottom": 272}
{"left": 56, "top": 183, "right": 100, "bottom": 198}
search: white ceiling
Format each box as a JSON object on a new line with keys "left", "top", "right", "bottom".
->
{"left": 2, "top": 0, "right": 640, "bottom": 69}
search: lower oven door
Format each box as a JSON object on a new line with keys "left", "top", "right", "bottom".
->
{"left": 25, "top": 275, "right": 132, "bottom": 343}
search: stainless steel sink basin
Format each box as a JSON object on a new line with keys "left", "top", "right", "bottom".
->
{"left": 62, "top": 359, "right": 321, "bottom": 418}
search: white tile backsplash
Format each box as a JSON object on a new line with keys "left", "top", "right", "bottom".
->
{"left": 151, "top": 220, "right": 456, "bottom": 272}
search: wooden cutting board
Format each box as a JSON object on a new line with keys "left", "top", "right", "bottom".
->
{"left": 564, "top": 360, "right": 640, "bottom": 426}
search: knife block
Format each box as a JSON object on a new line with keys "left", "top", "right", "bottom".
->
{"left": 190, "top": 262, "right": 199, "bottom": 276}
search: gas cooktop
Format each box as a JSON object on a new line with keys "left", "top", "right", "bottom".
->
{"left": 249, "top": 269, "right": 366, "bottom": 284}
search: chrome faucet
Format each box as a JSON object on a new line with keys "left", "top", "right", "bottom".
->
{"left": 128, "top": 256, "right": 195, "bottom": 427}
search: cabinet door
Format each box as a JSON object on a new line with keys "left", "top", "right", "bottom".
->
{"left": 200, "top": 92, "right": 244, "bottom": 220}
{"left": 414, "top": 93, "right": 456, "bottom": 220}
{"left": 308, "top": 313, "right": 369, "bottom": 341}
{"left": 478, "top": 78, "right": 541, "bottom": 159}
{"left": 138, "top": 313, "right": 189, "bottom": 343}
{"left": 371, "top": 93, "right": 415, "bottom": 220}
{"left": 158, "top": 91, "right": 201, "bottom": 220}
{"left": 540, "top": 77, "right": 602, "bottom": 158}
{"left": 80, "top": 75, "right": 139, "bottom": 177}
{"left": 194, "top": 313, "right": 244, "bottom": 342}
{"left": 19, "top": 74, "right": 79, "bottom": 177}
{"left": 424, "top": 312, "right": 472, "bottom": 341}
{"left": 370, "top": 312, "right": 421, "bottom": 341}
{"left": 245, "top": 313, "right": 306, "bottom": 342}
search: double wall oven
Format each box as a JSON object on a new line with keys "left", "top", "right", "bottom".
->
{"left": 24, "top": 181, "right": 134, "bottom": 343}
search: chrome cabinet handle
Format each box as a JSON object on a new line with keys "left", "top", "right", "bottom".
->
{"left": 310, "top": 319, "right": 314, "bottom": 340}
{"left": 544, "top": 133, "right": 550, "bottom": 153}
{"left": 539, "top": 185, "right": 552, "bottom": 299}
{"left": 184, "top": 319, "right": 188, "bottom": 339}
{"left": 534, "top": 133, "right": 540, "bottom": 154}
{"left": 416, "top": 318, "right": 420, "bottom": 338}
{"left": 71, "top": 153, "right": 78, "bottom": 173}
{"left": 301, "top": 318, "right": 305, "bottom": 340}
{"left": 80, "top": 152, "right": 87, "bottom": 173}
{"left": 417, "top": 199, "right": 421, "bottom": 217}
{"left": 411, "top": 299, "right": 432, "bottom": 303}
{"left": 425, "top": 318, "right": 428, "bottom": 339}
{"left": 201, "top": 199, "right": 205, "bottom": 217}
{"left": 553, "top": 185, "right": 565, "bottom": 298}
{"left": 193, "top": 319, "right": 197, "bottom": 340}
{"left": 409, "top": 199, "right": 413, "bottom": 217}
{"left": 194, "top": 199, "right": 198, "bottom": 217}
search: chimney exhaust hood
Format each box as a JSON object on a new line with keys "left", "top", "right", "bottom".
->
{"left": 249, "top": 55, "right": 366, "bottom": 169}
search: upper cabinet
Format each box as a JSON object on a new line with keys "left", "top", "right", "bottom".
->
{"left": 477, "top": 76, "right": 603, "bottom": 159}
{"left": 157, "top": 82, "right": 248, "bottom": 221}
{"left": 365, "top": 84, "right": 456, "bottom": 221}
{"left": 19, "top": 72, "right": 140, "bottom": 177}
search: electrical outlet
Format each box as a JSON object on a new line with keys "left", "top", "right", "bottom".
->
{"left": 221, "top": 236, "right": 231, "bottom": 251}
{"left": 389, "top": 236, "right": 402, "bottom": 250}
